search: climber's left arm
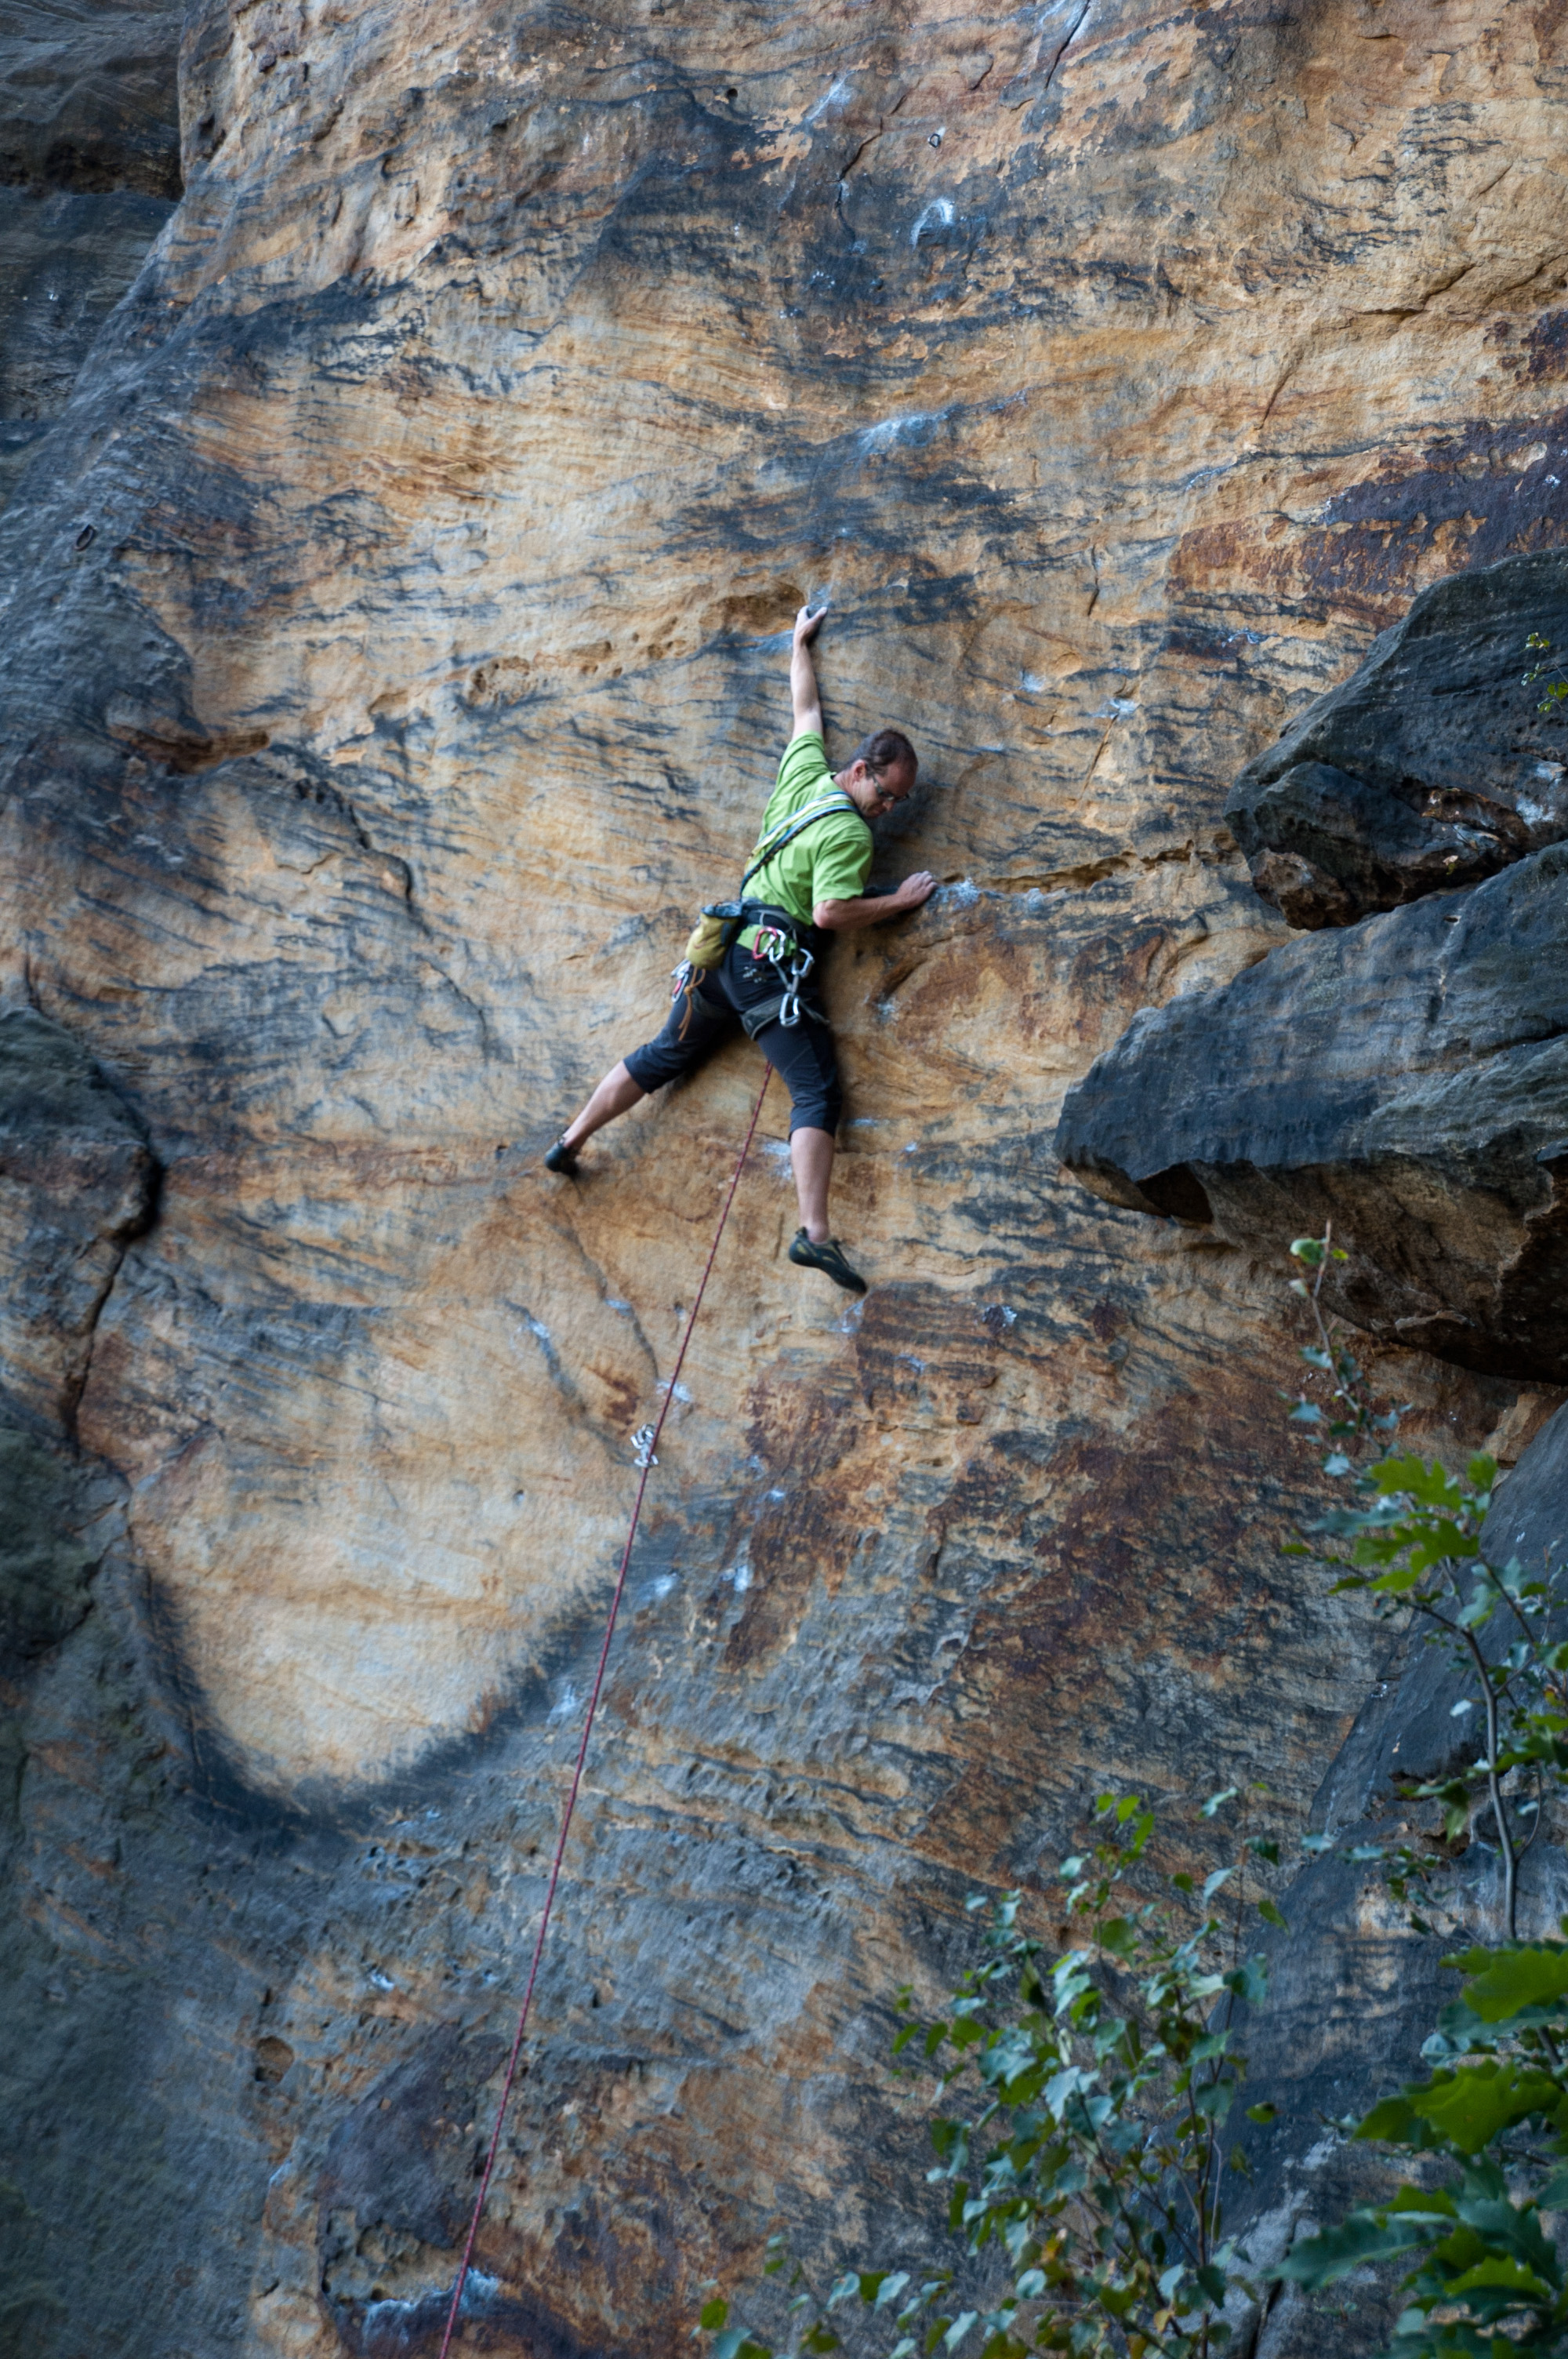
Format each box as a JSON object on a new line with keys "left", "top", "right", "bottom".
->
{"left": 789, "top": 605, "right": 825, "bottom": 742}
{"left": 814, "top": 872, "right": 938, "bottom": 929}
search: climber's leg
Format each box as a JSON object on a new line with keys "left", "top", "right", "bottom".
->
{"left": 554, "top": 1062, "right": 645, "bottom": 1160}
{"left": 549, "top": 977, "right": 736, "bottom": 1170}
{"left": 749, "top": 1001, "right": 843, "bottom": 1239}
{"left": 748, "top": 1005, "right": 863, "bottom": 1285}
{"left": 789, "top": 1126, "right": 834, "bottom": 1244}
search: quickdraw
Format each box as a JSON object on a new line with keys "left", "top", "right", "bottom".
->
{"left": 771, "top": 940, "right": 815, "bottom": 1030}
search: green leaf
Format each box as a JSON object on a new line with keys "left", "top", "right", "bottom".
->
{"left": 1396, "top": 2057, "right": 1566, "bottom": 2155}
{"left": 1386, "top": 2184, "right": 1457, "bottom": 2221}
{"left": 1275, "top": 2211, "right": 1428, "bottom": 2287}
{"left": 1442, "top": 2255, "right": 1556, "bottom": 2302}
{"left": 1369, "top": 1455, "right": 1465, "bottom": 1508}
{"left": 1364, "top": 1561, "right": 1428, "bottom": 1595}
{"left": 1247, "top": 2103, "right": 1278, "bottom": 2125}
{"left": 1223, "top": 1957, "right": 1269, "bottom": 2005}
{"left": 1258, "top": 1899, "right": 1289, "bottom": 1931}
{"left": 699, "top": 2299, "right": 729, "bottom": 2331}
{"left": 1194, "top": 2263, "right": 1227, "bottom": 2303}
{"left": 1356, "top": 2095, "right": 1421, "bottom": 2145}
{"left": 1450, "top": 1944, "right": 1568, "bottom": 2025}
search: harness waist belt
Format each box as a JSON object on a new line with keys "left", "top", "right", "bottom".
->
{"left": 740, "top": 900, "right": 812, "bottom": 942}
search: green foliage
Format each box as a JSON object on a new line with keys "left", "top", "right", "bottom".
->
{"left": 1277, "top": 1946, "right": 1568, "bottom": 2353}
{"left": 1280, "top": 1229, "right": 1568, "bottom": 1943}
{"left": 1524, "top": 633, "right": 1568, "bottom": 722}
{"left": 695, "top": 1794, "right": 1279, "bottom": 2357}
{"left": 1271, "top": 1230, "right": 1568, "bottom": 2354}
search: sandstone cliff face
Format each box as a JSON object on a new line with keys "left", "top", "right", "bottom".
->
{"left": 3, "top": 0, "right": 1568, "bottom": 2352}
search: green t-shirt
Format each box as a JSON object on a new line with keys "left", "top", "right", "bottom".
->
{"left": 739, "top": 731, "right": 872, "bottom": 945}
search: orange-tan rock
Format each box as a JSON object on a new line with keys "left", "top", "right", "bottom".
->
{"left": 2, "top": 0, "right": 1567, "bottom": 2349}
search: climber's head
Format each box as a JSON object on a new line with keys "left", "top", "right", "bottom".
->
{"left": 839, "top": 728, "right": 918, "bottom": 820}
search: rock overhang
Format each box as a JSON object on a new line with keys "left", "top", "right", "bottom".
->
{"left": 1226, "top": 548, "right": 1568, "bottom": 929}
{"left": 1057, "top": 838, "right": 1568, "bottom": 1379}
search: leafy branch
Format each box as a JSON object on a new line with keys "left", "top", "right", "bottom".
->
{"left": 1523, "top": 632, "right": 1568, "bottom": 722}
{"left": 1280, "top": 1230, "right": 1568, "bottom": 1943}
{"left": 697, "top": 1793, "right": 1284, "bottom": 2359}
{"left": 1270, "top": 1229, "right": 1568, "bottom": 2353}
{"left": 1276, "top": 1943, "right": 1568, "bottom": 2355}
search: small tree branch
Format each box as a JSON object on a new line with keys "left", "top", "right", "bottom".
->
{"left": 1458, "top": 1621, "right": 1518, "bottom": 1939}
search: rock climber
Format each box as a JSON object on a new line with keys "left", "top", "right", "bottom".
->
{"left": 544, "top": 605, "right": 936, "bottom": 1294}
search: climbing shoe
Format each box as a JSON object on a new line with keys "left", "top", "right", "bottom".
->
{"left": 788, "top": 1229, "right": 867, "bottom": 1295}
{"left": 544, "top": 1136, "right": 580, "bottom": 1175}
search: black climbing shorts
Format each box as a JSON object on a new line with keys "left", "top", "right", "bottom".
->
{"left": 623, "top": 942, "right": 843, "bottom": 1136}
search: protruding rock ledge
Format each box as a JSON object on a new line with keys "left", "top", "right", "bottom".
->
{"left": 1227, "top": 551, "right": 1568, "bottom": 929}
{"left": 1054, "top": 843, "right": 1568, "bottom": 1383}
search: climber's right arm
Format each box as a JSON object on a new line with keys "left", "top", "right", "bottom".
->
{"left": 789, "top": 605, "right": 825, "bottom": 741}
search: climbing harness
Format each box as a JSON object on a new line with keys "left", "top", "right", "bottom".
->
{"left": 434, "top": 1065, "right": 774, "bottom": 2359}
{"left": 671, "top": 789, "right": 860, "bottom": 995}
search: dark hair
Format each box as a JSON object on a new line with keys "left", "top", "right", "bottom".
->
{"left": 850, "top": 727, "right": 917, "bottom": 779}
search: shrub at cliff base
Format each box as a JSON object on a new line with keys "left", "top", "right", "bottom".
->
{"left": 694, "top": 1239, "right": 1568, "bottom": 2359}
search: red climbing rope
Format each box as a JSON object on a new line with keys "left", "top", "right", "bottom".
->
{"left": 435, "top": 1066, "right": 774, "bottom": 2358}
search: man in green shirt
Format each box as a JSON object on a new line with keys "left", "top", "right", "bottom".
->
{"left": 545, "top": 606, "right": 935, "bottom": 1293}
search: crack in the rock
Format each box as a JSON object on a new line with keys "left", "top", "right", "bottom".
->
{"left": 933, "top": 838, "right": 1241, "bottom": 902}
{"left": 62, "top": 1150, "right": 165, "bottom": 1445}
{"left": 1039, "top": 0, "right": 1092, "bottom": 98}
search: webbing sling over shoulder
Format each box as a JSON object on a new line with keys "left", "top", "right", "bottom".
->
{"left": 679, "top": 790, "right": 865, "bottom": 979}
{"left": 735, "top": 790, "right": 862, "bottom": 906}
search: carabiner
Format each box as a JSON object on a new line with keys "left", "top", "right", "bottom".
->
{"left": 777, "top": 944, "right": 814, "bottom": 1028}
